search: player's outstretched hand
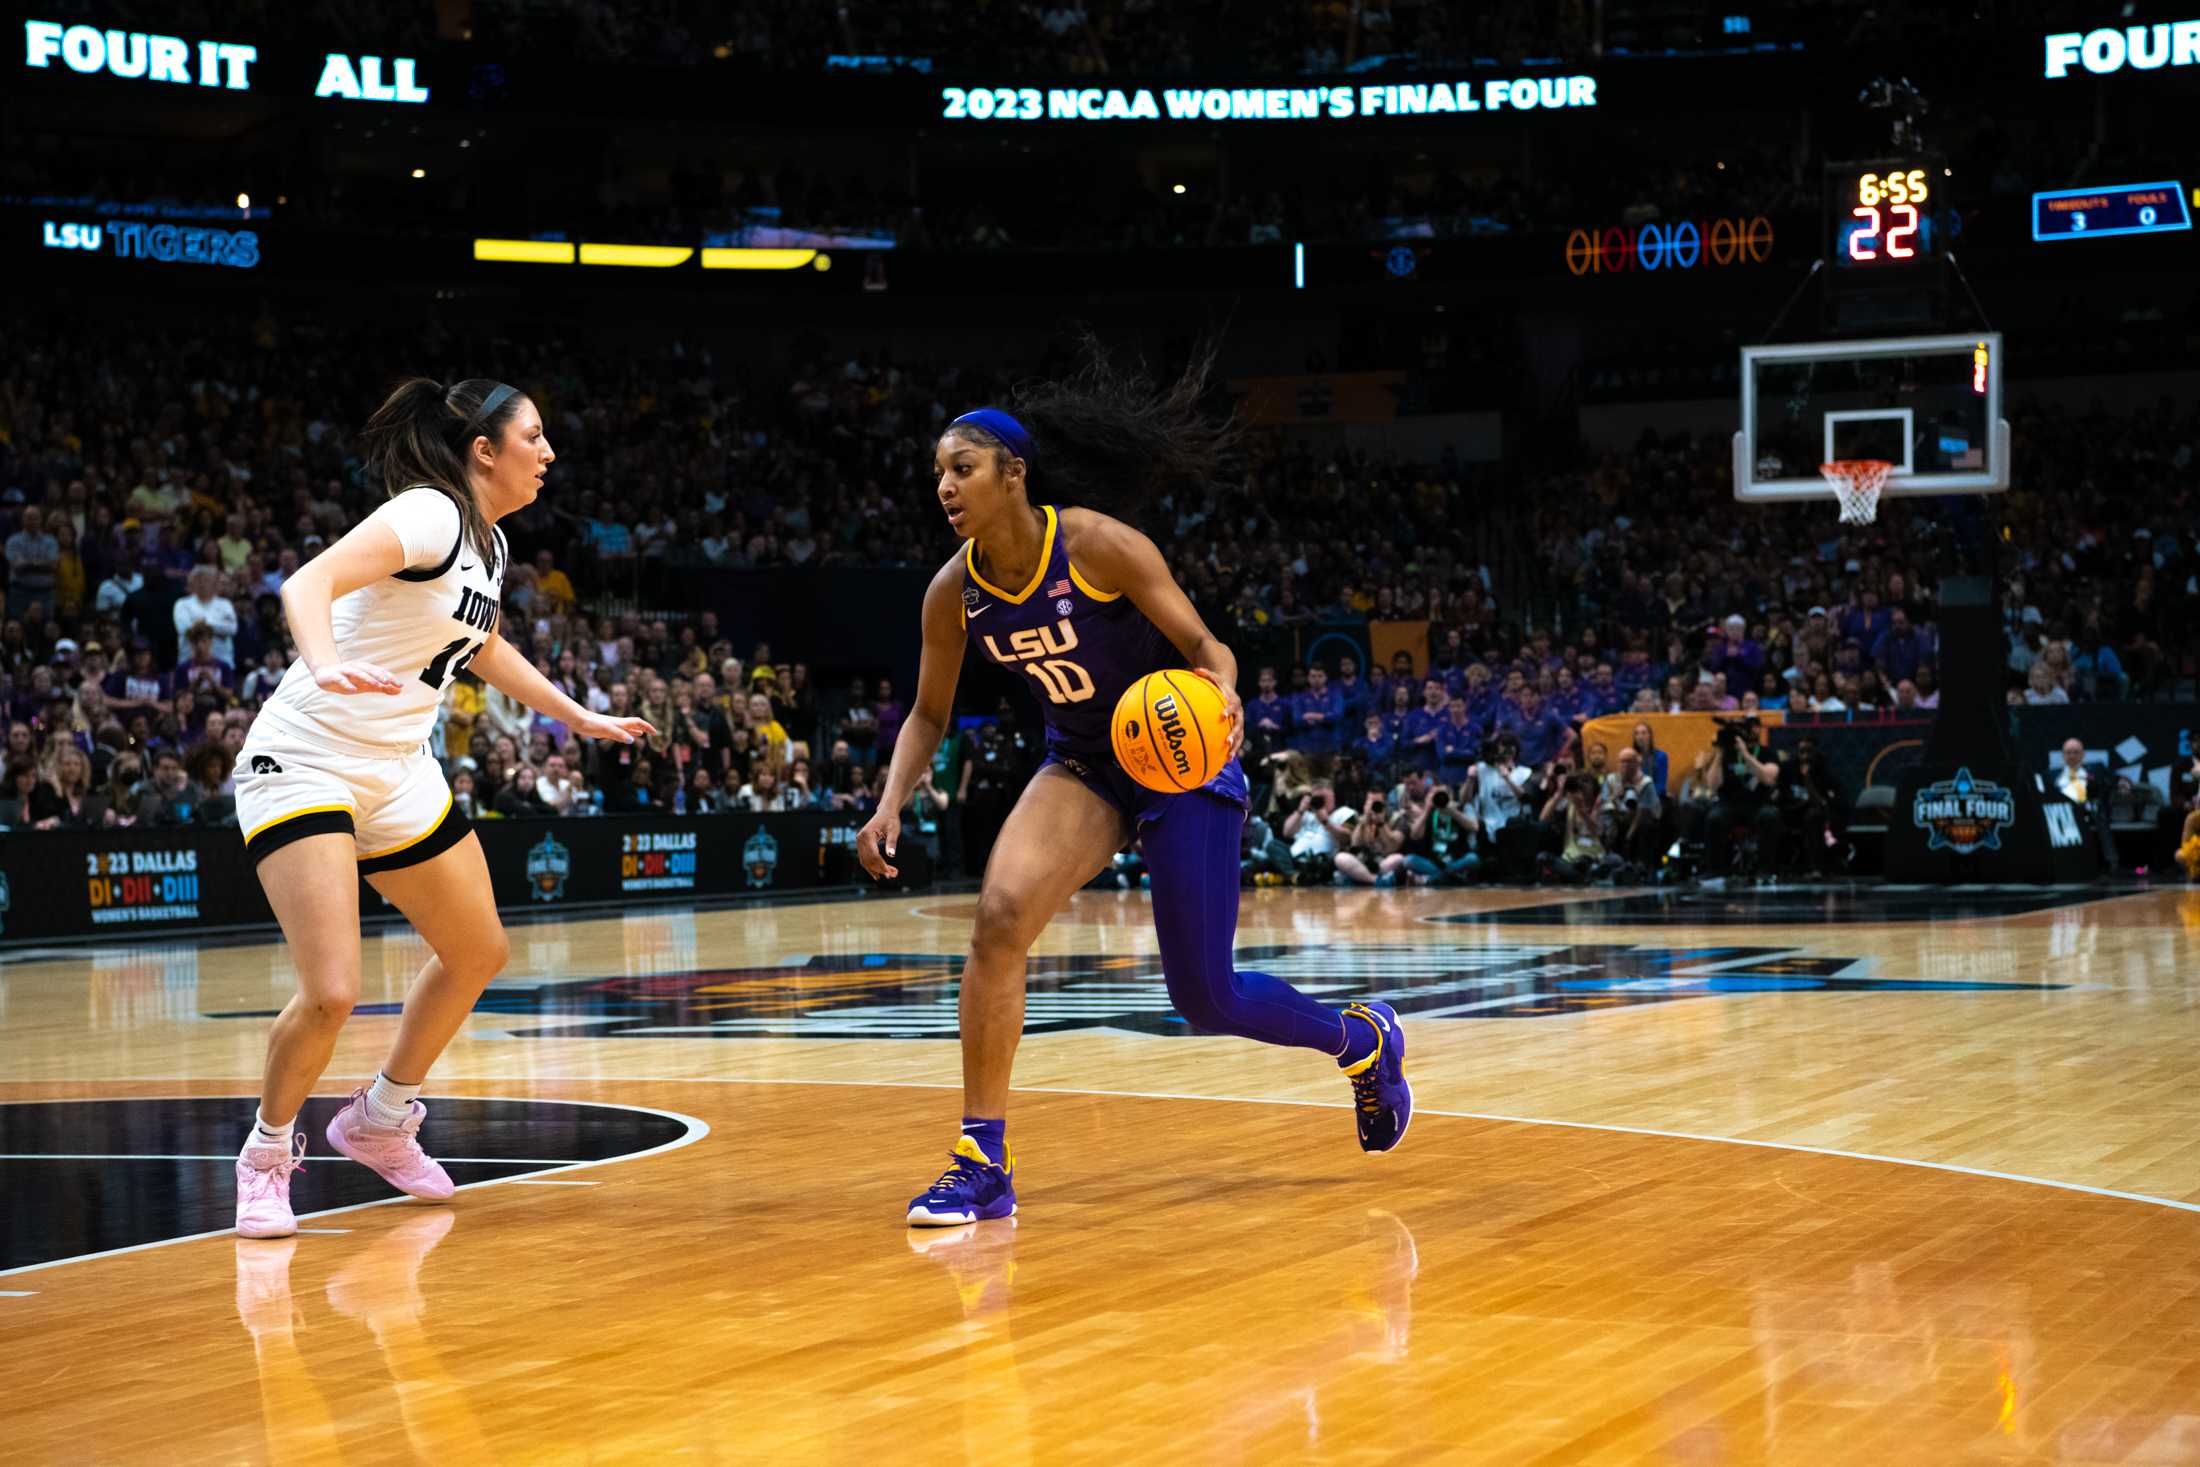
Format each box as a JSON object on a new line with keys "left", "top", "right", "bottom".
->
{"left": 856, "top": 810, "right": 901, "bottom": 880}
{"left": 1189, "top": 667, "right": 1244, "bottom": 761}
{"left": 575, "top": 712, "right": 655, "bottom": 744}
{"left": 315, "top": 660, "right": 404, "bottom": 696}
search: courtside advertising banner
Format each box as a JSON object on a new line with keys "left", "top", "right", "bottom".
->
{"left": 0, "top": 811, "right": 865, "bottom": 944}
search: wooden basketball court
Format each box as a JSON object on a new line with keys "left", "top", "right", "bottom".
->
{"left": 4, "top": 881, "right": 2197, "bottom": 1463}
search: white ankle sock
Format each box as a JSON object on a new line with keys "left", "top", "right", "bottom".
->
{"left": 365, "top": 1072, "right": 422, "bottom": 1127}
{"left": 247, "top": 1110, "right": 294, "bottom": 1154}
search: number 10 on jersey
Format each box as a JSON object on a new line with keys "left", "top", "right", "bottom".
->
{"left": 982, "top": 618, "right": 1096, "bottom": 704}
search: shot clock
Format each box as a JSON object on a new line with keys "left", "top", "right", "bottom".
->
{"left": 1827, "top": 159, "right": 1941, "bottom": 267}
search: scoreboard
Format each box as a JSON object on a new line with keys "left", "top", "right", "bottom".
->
{"left": 2031, "top": 182, "right": 2192, "bottom": 241}
{"left": 1827, "top": 159, "right": 1941, "bottom": 267}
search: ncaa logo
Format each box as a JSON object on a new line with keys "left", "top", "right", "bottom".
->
{"left": 526, "top": 833, "right": 570, "bottom": 902}
{"left": 962, "top": 586, "right": 981, "bottom": 610}
{"left": 744, "top": 827, "right": 780, "bottom": 888}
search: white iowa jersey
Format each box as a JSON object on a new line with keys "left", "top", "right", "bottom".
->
{"left": 261, "top": 487, "right": 506, "bottom": 749}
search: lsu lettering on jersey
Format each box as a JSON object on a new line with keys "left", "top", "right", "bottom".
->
{"left": 259, "top": 487, "right": 505, "bottom": 751}
{"left": 963, "top": 504, "right": 1246, "bottom": 819}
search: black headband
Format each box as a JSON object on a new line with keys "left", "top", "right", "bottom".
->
{"left": 453, "top": 382, "right": 517, "bottom": 439}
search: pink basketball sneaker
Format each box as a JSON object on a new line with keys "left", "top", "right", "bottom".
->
{"left": 236, "top": 1134, "right": 307, "bottom": 1239}
{"left": 325, "top": 1088, "right": 455, "bottom": 1201}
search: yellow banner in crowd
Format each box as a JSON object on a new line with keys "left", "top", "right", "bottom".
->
{"left": 1580, "top": 711, "right": 1786, "bottom": 795}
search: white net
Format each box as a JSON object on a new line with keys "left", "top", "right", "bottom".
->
{"left": 1819, "top": 459, "right": 1891, "bottom": 525}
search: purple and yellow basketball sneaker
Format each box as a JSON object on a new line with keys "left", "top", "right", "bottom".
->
{"left": 907, "top": 1134, "right": 1017, "bottom": 1227}
{"left": 1340, "top": 1001, "right": 1412, "bottom": 1153}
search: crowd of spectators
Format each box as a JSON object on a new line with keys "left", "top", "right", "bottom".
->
{"left": 1219, "top": 713, "right": 1840, "bottom": 890}
{"left": 2, "top": 298, "right": 2192, "bottom": 884}
{"left": 1204, "top": 642, "right": 1874, "bottom": 889}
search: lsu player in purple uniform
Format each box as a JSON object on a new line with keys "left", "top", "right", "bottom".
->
{"left": 856, "top": 349, "right": 1411, "bottom": 1226}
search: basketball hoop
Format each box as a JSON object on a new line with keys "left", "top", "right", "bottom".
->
{"left": 1819, "top": 459, "right": 1891, "bottom": 525}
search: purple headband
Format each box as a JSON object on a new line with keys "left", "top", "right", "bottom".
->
{"left": 949, "top": 408, "right": 1034, "bottom": 463}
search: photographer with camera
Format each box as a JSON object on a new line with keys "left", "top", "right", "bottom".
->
{"left": 1467, "top": 733, "right": 1538, "bottom": 882}
{"left": 1333, "top": 790, "right": 1407, "bottom": 886}
{"left": 1282, "top": 783, "right": 1349, "bottom": 886}
{"left": 1396, "top": 775, "right": 1481, "bottom": 884}
{"left": 1238, "top": 751, "right": 1303, "bottom": 885}
{"left": 1599, "top": 745, "right": 1665, "bottom": 870}
{"left": 1540, "top": 771, "right": 1619, "bottom": 883}
{"left": 1700, "top": 714, "right": 1783, "bottom": 884}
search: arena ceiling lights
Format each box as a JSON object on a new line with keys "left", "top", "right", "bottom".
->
{"left": 471, "top": 239, "right": 829, "bottom": 271}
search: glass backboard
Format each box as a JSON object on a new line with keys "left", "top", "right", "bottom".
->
{"left": 1734, "top": 332, "right": 2008, "bottom": 502}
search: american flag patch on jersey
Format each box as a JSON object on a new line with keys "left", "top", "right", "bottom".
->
{"left": 1046, "top": 579, "right": 1072, "bottom": 597}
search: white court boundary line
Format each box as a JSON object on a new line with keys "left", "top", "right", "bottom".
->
{"left": 625, "top": 1075, "right": 2200, "bottom": 1219}
{"left": 9, "top": 1075, "right": 2196, "bottom": 1280}
{"left": 0, "top": 1096, "right": 710, "bottom": 1279}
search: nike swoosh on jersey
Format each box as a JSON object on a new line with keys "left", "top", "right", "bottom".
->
{"left": 965, "top": 604, "right": 992, "bottom": 619}
{"left": 460, "top": 561, "right": 478, "bottom": 572}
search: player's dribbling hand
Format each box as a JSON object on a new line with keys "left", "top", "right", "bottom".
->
{"left": 856, "top": 810, "right": 901, "bottom": 880}
{"left": 1189, "top": 667, "right": 1244, "bottom": 760}
{"left": 315, "top": 660, "right": 404, "bottom": 696}
{"left": 576, "top": 713, "right": 655, "bottom": 744}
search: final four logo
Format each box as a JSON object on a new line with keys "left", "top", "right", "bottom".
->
{"left": 744, "top": 827, "right": 780, "bottom": 888}
{"left": 526, "top": 833, "right": 570, "bottom": 902}
{"left": 1912, "top": 767, "right": 2016, "bottom": 854}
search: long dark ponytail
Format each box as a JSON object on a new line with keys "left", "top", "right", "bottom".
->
{"left": 954, "top": 336, "right": 1239, "bottom": 529}
{"left": 357, "top": 377, "right": 521, "bottom": 569}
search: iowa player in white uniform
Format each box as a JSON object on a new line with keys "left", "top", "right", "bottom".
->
{"left": 232, "top": 379, "right": 652, "bottom": 1238}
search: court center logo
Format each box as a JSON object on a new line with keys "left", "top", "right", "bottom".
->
{"left": 221, "top": 942, "right": 2067, "bottom": 1039}
{"left": 1912, "top": 767, "right": 2016, "bottom": 853}
{"left": 743, "top": 826, "right": 779, "bottom": 888}
{"left": 526, "top": 833, "right": 571, "bottom": 902}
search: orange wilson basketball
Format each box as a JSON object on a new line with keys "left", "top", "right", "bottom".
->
{"left": 1111, "top": 669, "right": 1230, "bottom": 793}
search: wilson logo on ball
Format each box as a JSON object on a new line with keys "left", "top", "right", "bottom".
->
{"left": 1152, "top": 694, "right": 1192, "bottom": 776}
{"left": 1112, "top": 669, "right": 1227, "bottom": 793}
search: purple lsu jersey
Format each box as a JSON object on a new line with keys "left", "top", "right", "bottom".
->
{"left": 963, "top": 505, "right": 1246, "bottom": 821}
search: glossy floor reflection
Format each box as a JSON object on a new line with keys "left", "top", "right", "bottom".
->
{"left": 3, "top": 882, "right": 2199, "bottom": 1463}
